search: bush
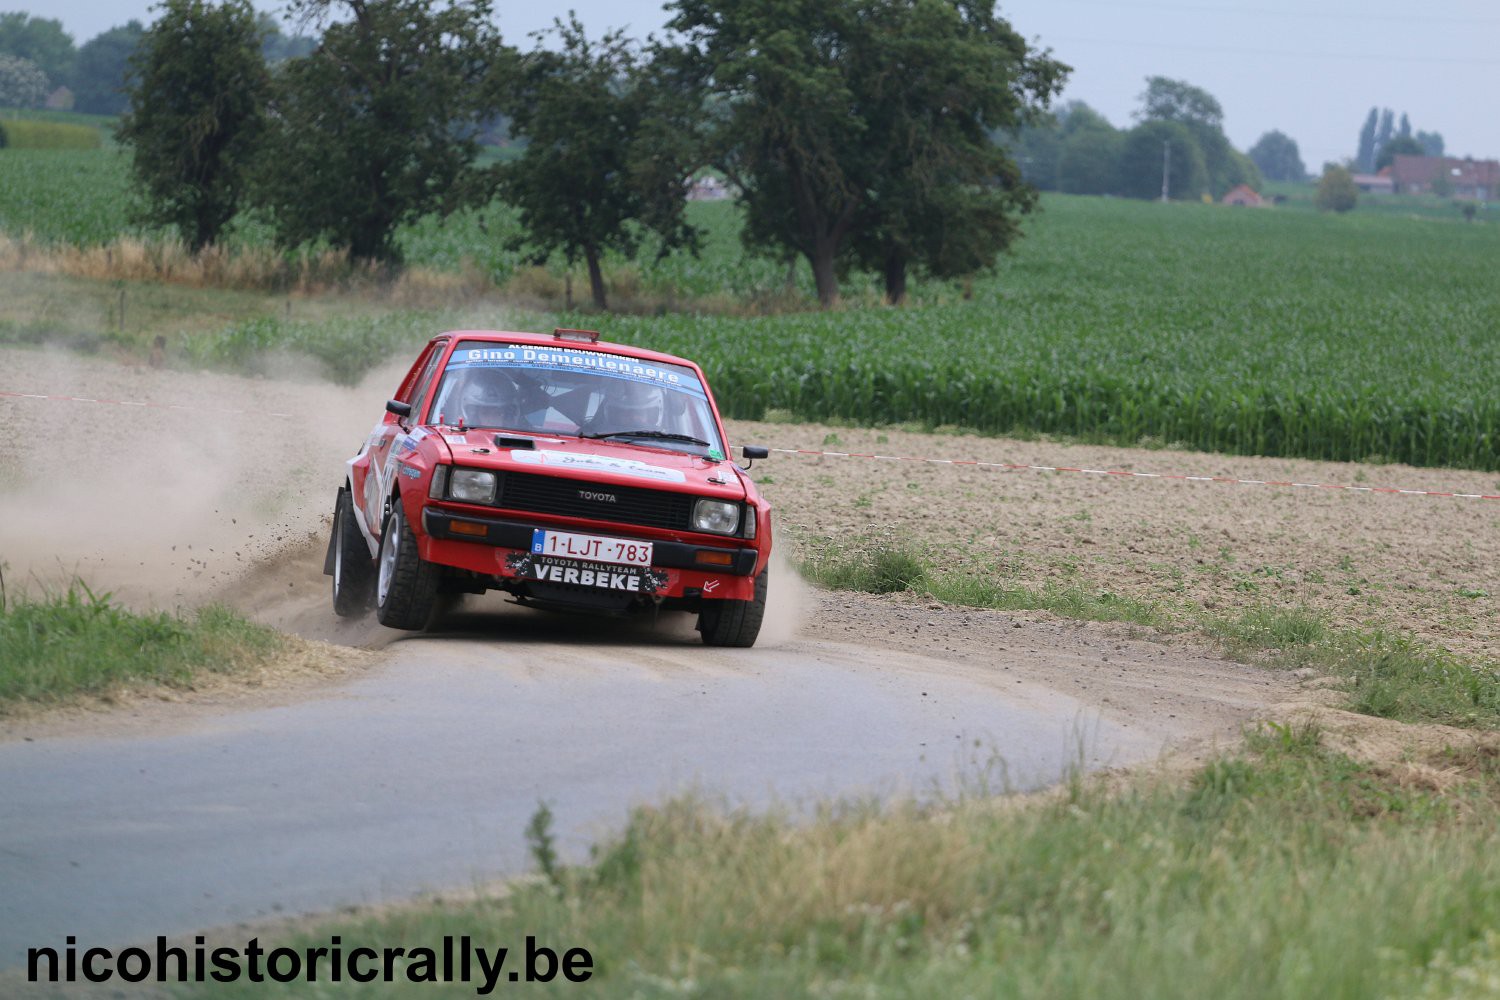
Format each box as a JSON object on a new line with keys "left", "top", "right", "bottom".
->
{"left": 0, "top": 118, "right": 102, "bottom": 150}
{"left": 1316, "top": 165, "right": 1358, "bottom": 213}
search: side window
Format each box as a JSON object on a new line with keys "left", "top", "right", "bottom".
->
{"left": 393, "top": 343, "right": 439, "bottom": 403}
{"left": 406, "top": 343, "right": 448, "bottom": 422}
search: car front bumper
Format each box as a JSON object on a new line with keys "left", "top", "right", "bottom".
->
{"left": 420, "top": 507, "right": 762, "bottom": 601}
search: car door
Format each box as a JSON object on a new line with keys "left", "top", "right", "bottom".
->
{"left": 362, "top": 339, "right": 446, "bottom": 534}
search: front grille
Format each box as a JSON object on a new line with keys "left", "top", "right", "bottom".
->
{"left": 495, "top": 471, "right": 695, "bottom": 530}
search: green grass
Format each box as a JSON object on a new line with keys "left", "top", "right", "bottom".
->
{"left": 1209, "top": 607, "right": 1500, "bottom": 729}
{"left": 182, "top": 725, "right": 1500, "bottom": 998}
{"left": 0, "top": 581, "right": 282, "bottom": 707}
{"left": 802, "top": 538, "right": 1171, "bottom": 629}
{"left": 0, "top": 118, "right": 102, "bottom": 150}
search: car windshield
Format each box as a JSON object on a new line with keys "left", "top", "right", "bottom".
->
{"left": 428, "top": 341, "right": 726, "bottom": 457}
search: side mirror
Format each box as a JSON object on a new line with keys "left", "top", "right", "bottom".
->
{"left": 386, "top": 399, "right": 413, "bottom": 418}
{"left": 741, "top": 444, "right": 769, "bottom": 469}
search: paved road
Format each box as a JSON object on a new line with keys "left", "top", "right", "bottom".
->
{"left": 0, "top": 606, "right": 1157, "bottom": 970}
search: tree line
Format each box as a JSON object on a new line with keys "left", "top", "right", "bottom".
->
{"left": 1010, "top": 78, "right": 1289, "bottom": 199}
{"left": 114, "top": 0, "right": 1069, "bottom": 309}
{"left": 0, "top": 10, "right": 311, "bottom": 115}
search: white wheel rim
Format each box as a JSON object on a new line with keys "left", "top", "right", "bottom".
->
{"left": 377, "top": 512, "right": 400, "bottom": 606}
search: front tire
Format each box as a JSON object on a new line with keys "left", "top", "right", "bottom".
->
{"left": 698, "top": 569, "right": 768, "bottom": 647}
{"left": 331, "top": 488, "right": 374, "bottom": 617}
{"left": 375, "top": 501, "right": 441, "bottom": 630}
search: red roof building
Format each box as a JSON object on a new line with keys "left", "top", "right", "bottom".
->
{"left": 1221, "top": 184, "right": 1266, "bottom": 207}
{"left": 1390, "top": 155, "right": 1500, "bottom": 199}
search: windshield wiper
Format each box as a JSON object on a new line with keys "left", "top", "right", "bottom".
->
{"left": 583, "top": 429, "right": 711, "bottom": 446}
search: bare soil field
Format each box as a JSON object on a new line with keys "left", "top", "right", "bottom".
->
{"left": 741, "top": 420, "right": 1498, "bottom": 661}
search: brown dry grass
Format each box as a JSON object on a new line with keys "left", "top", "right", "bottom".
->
{"left": 0, "top": 232, "right": 492, "bottom": 302}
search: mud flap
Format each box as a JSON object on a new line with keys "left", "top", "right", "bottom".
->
{"left": 322, "top": 488, "right": 343, "bottom": 576}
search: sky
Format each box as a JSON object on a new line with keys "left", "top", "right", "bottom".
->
{"left": 13, "top": 0, "right": 1500, "bottom": 167}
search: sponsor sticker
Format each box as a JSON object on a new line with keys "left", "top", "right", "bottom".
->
{"left": 509, "top": 449, "right": 686, "bottom": 483}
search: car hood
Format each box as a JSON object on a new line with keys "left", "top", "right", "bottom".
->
{"left": 432, "top": 429, "right": 747, "bottom": 500}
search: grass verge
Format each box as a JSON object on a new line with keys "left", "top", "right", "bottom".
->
{"left": 801, "top": 538, "right": 1169, "bottom": 628}
{"left": 802, "top": 538, "right": 1500, "bottom": 729}
{"left": 1207, "top": 606, "right": 1500, "bottom": 729}
{"left": 182, "top": 725, "right": 1500, "bottom": 998}
{"left": 0, "top": 581, "right": 282, "bottom": 708}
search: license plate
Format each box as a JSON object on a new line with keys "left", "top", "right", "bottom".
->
{"left": 529, "top": 557, "right": 648, "bottom": 592}
{"left": 530, "top": 529, "right": 653, "bottom": 567}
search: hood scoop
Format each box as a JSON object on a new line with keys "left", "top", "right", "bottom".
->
{"left": 495, "top": 435, "right": 537, "bottom": 450}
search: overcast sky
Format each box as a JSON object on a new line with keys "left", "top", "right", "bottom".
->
{"left": 15, "top": 0, "right": 1500, "bottom": 167}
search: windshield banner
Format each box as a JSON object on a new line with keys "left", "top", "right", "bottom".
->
{"left": 448, "top": 345, "right": 707, "bottom": 398}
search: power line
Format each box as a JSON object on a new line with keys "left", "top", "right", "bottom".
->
{"left": 1025, "top": 0, "right": 1500, "bottom": 26}
{"left": 1046, "top": 35, "right": 1500, "bottom": 67}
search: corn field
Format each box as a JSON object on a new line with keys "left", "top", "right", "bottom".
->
{"left": 3, "top": 149, "right": 1497, "bottom": 470}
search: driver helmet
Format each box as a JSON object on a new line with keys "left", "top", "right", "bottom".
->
{"left": 458, "top": 370, "right": 518, "bottom": 428}
{"left": 599, "top": 379, "right": 666, "bottom": 430}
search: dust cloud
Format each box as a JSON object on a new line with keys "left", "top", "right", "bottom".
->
{"left": 758, "top": 548, "right": 810, "bottom": 647}
{"left": 0, "top": 346, "right": 407, "bottom": 614}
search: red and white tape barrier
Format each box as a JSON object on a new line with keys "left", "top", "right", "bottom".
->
{"left": 4, "top": 389, "right": 1495, "bottom": 501}
{"left": 772, "top": 448, "right": 1500, "bottom": 502}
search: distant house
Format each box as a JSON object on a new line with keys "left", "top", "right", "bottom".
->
{"left": 687, "top": 175, "right": 732, "bottom": 201}
{"left": 44, "top": 87, "right": 73, "bottom": 111}
{"left": 1351, "top": 169, "right": 1394, "bottom": 195}
{"left": 1390, "top": 155, "right": 1500, "bottom": 199}
{"left": 1221, "top": 184, "right": 1266, "bottom": 207}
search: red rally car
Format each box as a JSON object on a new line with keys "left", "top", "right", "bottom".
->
{"left": 324, "top": 328, "right": 773, "bottom": 647}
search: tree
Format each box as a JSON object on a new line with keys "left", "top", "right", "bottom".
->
{"left": 1008, "top": 119, "right": 1061, "bottom": 190}
{"left": 665, "top": 0, "right": 1065, "bottom": 307}
{"left": 844, "top": 1, "right": 1066, "bottom": 303}
{"left": 1356, "top": 108, "right": 1377, "bottom": 172}
{"left": 0, "top": 53, "right": 49, "bottom": 108}
{"left": 1247, "top": 130, "right": 1305, "bottom": 183}
{"left": 255, "top": 13, "right": 317, "bottom": 63}
{"left": 1118, "top": 120, "right": 1205, "bottom": 201}
{"left": 1374, "top": 134, "right": 1424, "bottom": 172}
{"left": 498, "top": 17, "right": 697, "bottom": 310}
{"left": 118, "top": 0, "right": 268, "bottom": 251}
{"left": 1136, "top": 76, "right": 1222, "bottom": 131}
{"left": 1416, "top": 130, "right": 1444, "bottom": 157}
{"left": 1057, "top": 126, "right": 1120, "bottom": 195}
{"left": 1134, "top": 76, "right": 1242, "bottom": 196}
{"left": 1315, "top": 164, "right": 1357, "bottom": 213}
{"left": 252, "top": 0, "right": 505, "bottom": 263}
{"left": 1009, "top": 101, "right": 1115, "bottom": 192}
{"left": 1374, "top": 108, "right": 1394, "bottom": 165}
{"left": 0, "top": 13, "right": 75, "bottom": 85}
{"left": 72, "top": 21, "right": 145, "bottom": 114}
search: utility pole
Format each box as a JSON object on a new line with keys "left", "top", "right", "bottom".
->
{"left": 1161, "top": 140, "right": 1171, "bottom": 202}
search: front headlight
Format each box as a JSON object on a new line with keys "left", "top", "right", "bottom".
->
{"left": 449, "top": 468, "right": 497, "bottom": 504}
{"left": 693, "top": 498, "right": 741, "bottom": 535}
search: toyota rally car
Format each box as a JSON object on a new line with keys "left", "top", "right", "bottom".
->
{"left": 325, "top": 328, "right": 773, "bottom": 646}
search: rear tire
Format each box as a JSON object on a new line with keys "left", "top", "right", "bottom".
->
{"left": 331, "top": 489, "right": 374, "bottom": 617}
{"left": 375, "top": 502, "right": 441, "bottom": 630}
{"left": 698, "top": 569, "right": 768, "bottom": 648}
